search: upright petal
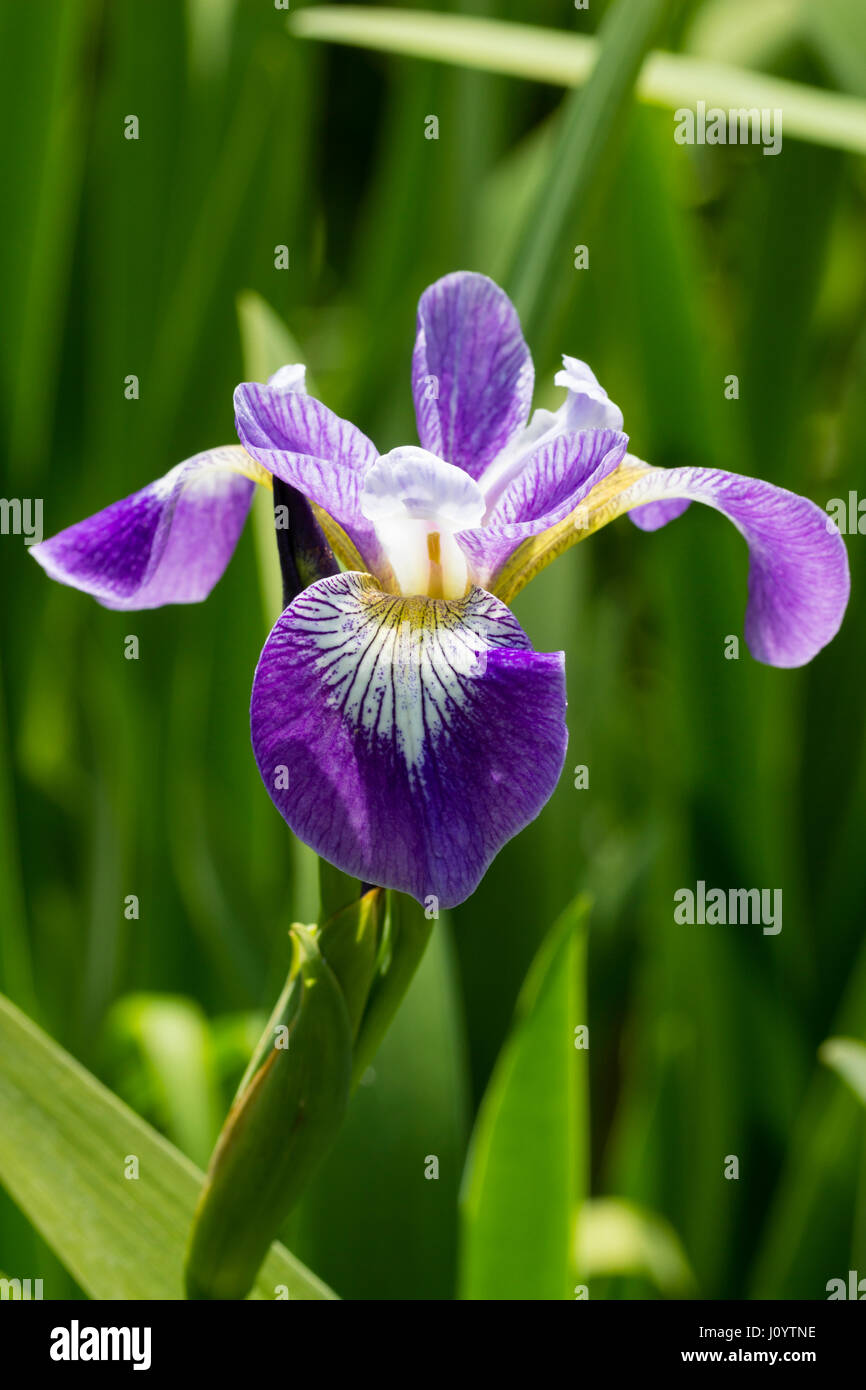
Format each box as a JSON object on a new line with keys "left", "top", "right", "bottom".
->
{"left": 478, "top": 356, "right": 623, "bottom": 504}
{"left": 234, "top": 383, "right": 384, "bottom": 573}
{"left": 412, "top": 272, "right": 534, "bottom": 480}
{"left": 251, "top": 572, "right": 567, "bottom": 907}
{"left": 457, "top": 429, "right": 628, "bottom": 590}
{"left": 30, "top": 446, "right": 264, "bottom": 610}
{"left": 553, "top": 357, "right": 624, "bottom": 433}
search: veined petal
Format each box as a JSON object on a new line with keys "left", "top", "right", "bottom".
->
{"left": 233, "top": 382, "right": 384, "bottom": 573}
{"left": 361, "top": 447, "right": 485, "bottom": 528}
{"left": 30, "top": 445, "right": 265, "bottom": 610}
{"left": 478, "top": 356, "right": 623, "bottom": 505}
{"left": 412, "top": 272, "right": 534, "bottom": 480}
{"left": 456, "top": 429, "right": 628, "bottom": 591}
{"left": 250, "top": 572, "right": 567, "bottom": 907}
{"left": 625, "top": 452, "right": 692, "bottom": 530}
{"left": 494, "top": 461, "right": 849, "bottom": 668}
{"left": 629, "top": 496, "right": 692, "bottom": 530}
{"left": 554, "top": 357, "right": 623, "bottom": 432}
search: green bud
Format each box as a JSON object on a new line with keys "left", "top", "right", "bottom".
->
{"left": 317, "top": 887, "right": 385, "bottom": 1039}
{"left": 185, "top": 925, "right": 352, "bottom": 1300}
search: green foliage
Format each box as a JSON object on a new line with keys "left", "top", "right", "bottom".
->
{"left": 460, "top": 898, "right": 590, "bottom": 1300}
{"left": 0, "top": 994, "right": 335, "bottom": 1299}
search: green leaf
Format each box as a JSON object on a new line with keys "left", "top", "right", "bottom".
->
{"left": 819, "top": 1037, "right": 866, "bottom": 1107}
{"left": 0, "top": 992, "right": 336, "bottom": 1300}
{"left": 0, "top": 656, "right": 36, "bottom": 1014}
{"left": 288, "top": 915, "right": 470, "bottom": 1301}
{"left": 506, "top": 0, "right": 669, "bottom": 335}
{"left": 577, "top": 1197, "right": 697, "bottom": 1296}
{"left": 290, "top": 7, "right": 866, "bottom": 156}
{"left": 459, "top": 897, "right": 590, "bottom": 1300}
{"left": 237, "top": 289, "right": 310, "bottom": 391}
{"left": 185, "top": 927, "right": 352, "bottom": 1300}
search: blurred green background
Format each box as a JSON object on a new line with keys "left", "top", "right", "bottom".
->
{"left": 1, "top": 0, "right": 865, "bottom": 1300}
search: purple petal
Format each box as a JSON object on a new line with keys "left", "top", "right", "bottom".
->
{"left": 619, "top": 465, "right": 849, "bottom": 666}
{"left": 553, "top": 357, "right": 624, "bottom": 432}
{"left": 251, "top": 572, "right": 567, "bottom": 907}
{"left": 30, "top": 446, "right": 258, "bottom": 610}
{"left": 234, "top": 383, "right": 383, "bottom": 569}
{"left": 412, "top": 272, "right": 534, "bottom": 480}
{"left": 629, "top": 497, "right": 692, "bottom": 531}
{"left": 477, "top": 356, "right": 624, "bottom": 500}
{"left": 458, "top": 429, "right": 628, "bottom": 590}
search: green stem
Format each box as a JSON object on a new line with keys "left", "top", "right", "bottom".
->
{"left": 350, "top": 891, "right": 435, "bottom": 1090}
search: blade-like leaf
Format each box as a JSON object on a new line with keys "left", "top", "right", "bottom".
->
{"left": 0, "top": 993, "right": 336, "bottom": 1300}
{"left": 290, "top": 7, "right": 866, "bottom": 156}
{"left": 459, "top": 897, "right": 590, "bottom": 1300}
{"left": 506, "top": 0, "right": 668, "bottom": 336}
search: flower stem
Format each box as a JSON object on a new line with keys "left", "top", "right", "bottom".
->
{"left": 184, "top": 877, "right": 433, "bottom": 1298}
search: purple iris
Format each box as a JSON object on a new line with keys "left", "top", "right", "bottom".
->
{"left": 31, "top": 272, "right": 850, "bottom": 907}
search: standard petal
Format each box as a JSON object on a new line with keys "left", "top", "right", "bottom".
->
{"left": 234, "top": 382, "right": 383, "bottom": 571}
{"left": 553, "top": 357, "right": 624, "bottom": 432}
{"left": 412, "top": 272, "right": 534, "bottom": 480}
{"left": 251, "top": 572, "right": 567, "bottom": 907}
{"left": 30, "top": 445, "right": 263, "bottom": 610}
{"left": 477, "top": 356, "right": 624, "bottom": 503}
{"left": 457, "top": 429, "right": 628, "bottom": 590}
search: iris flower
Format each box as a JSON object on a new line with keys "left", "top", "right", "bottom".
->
{"left": 32, "top": 273, "right": 849, "bottom": 907}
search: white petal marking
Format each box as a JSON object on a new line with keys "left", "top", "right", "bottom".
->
{"left": 288, "top": 575, "right": 527, "bottom": 775}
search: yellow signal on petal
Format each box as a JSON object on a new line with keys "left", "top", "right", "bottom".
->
{"left": 491, "top": 462, "right": 654, "bottom": 605}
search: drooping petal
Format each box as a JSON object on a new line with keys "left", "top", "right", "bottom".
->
{"left": 30, "top": 445, "right": 265, "bottom": 610}
{"left": 412, "top": 272, "right": 534, "bottom": 480}
{"left": 626, "top": 449, "right": 692, "bottom": 530}
{"left": 619, "top": 466, "right": 849, "bottom": 665}
{"left": 234, "top": 382, "right": 384, "bottom": 573}
{"left": 493, "top": 460, "right": 850, "bottom": 667}
{"left": 628, "top": 497, "right": 692, "bottom": 530}
{"left": 456, "top": 429, "right": 628, "bottom": 590}
{"left": 250, "top": 571, "right": 567, "bottom": 907}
